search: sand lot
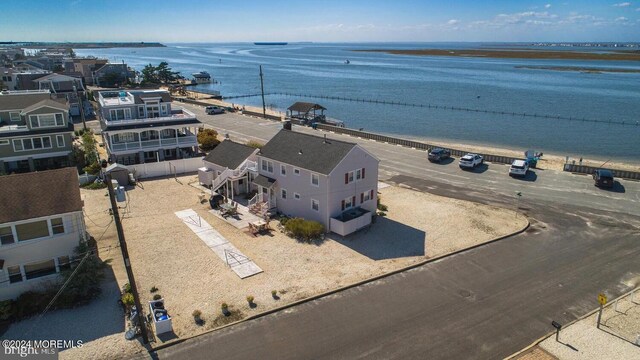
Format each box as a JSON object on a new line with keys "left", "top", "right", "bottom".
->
{"left": 63, "top": 174, "right": 525, "bottom": 358}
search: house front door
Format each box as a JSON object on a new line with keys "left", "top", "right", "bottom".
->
{"left": 269, "top": 188, "right": 276, "bottom": 208}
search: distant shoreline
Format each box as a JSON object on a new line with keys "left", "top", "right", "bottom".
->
{"left": 354, "top": 49, "right": 640, "bottom": 61}
{"left": 1, "top": 42, "right": 165, "bottom": 49}
{"left": 515, "top": 65, "right": 640, "bottom": 74}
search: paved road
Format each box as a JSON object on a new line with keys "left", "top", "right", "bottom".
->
{"left": 153, "top": 104, "right": 640, "bottom": 359}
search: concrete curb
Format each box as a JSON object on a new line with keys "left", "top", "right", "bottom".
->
{"left": 504, "top": 286, "right": 640, "bottom": 360}
{"left": 150, "top": 216, "right": 531, "bottom": 354}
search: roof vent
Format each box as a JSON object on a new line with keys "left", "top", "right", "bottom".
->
{"left": 298, "top": 149, "right": 303, "bottom": 155}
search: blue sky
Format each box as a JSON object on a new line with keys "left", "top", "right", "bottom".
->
{"left": 1, "top": 0, "right": 639, "bottom": 42}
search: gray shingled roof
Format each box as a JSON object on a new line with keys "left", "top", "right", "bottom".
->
{"left": 0, "top": 167, "right": 83, "bottom": 224}
{"left": 252, "top": 174, "right": 276, "bottom": 189}
{"left": 287, "top": 102, "right": 326, "bottom": 113}
{"left": 204, "top": 140, "right": 256, "bottom": 169}
{"left": 21, "top": 98, "right": 68, "bottom": 114}
{"left": 132, "top": 91, "right": 172, "bottom": 104}
{"left": 259, "top": 130, "right": 356, "bottom": 175}
{"left": 0, "top": 92, "right": 52, "bottom": 111}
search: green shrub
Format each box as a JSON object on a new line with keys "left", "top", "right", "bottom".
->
{"left": 121, "top": 293, "right": 134, "bottom": 306}
{"left": 284, "top": 218, "right": 325, "bottom": 243}
{"left": 15, "top": 291, "right": 53, "bottom": 319}
{"left": 197, "top": 128, "right": 220, "bottom": 151}
{"left": 221, "top": 302, "right": 228, "bottom": 310}
{"left": 81, "top": 181, "right": 106, "bottom": 190}
{"left": 123, "top": 283, "right": 132, "bottom": 294}
{"left": 192, "top": 310, "right": 202, "bottom": 318}
{"left": 150, "top": 286, "right": 158, "bottom": 293}
{"left": 153, "top": 294, "right": 162, "bottom": 301}
{"left": 0, "top": 300, "right": 16, "bottom": 321}
{"left": 246, "top": 295, "right": 254, "bottom": 304}
{"left": 246, "top": 140, "right": 264, "bottom": 149}
{"left": 83, "top": 162, "right": 102, "bottom": 176}
{"left": 377, "top": 197, "right": 388, "bottom": 212}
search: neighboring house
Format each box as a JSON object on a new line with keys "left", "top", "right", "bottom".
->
{"left": 32, "top": 73, "right": 84, "bottom": 116}
{"left": 63, "top": 58, "right": 108, "bottom": 86}
{"left": 201, "top": 140, "right": 259, "bottom": 197}
{"left": 97, "top": 89, "right": 201, "bottom": 165}
{"left": 93, "top": 63, "right": 133, "bottom": 87}
{"left": 0, "top": 167, "right": 86, "bottom": 301}
{"left": 0, "top": 90, "right": 74, "bottom": 173}
{"left": 203, "top": 128, "right": 379, "bottom": 235}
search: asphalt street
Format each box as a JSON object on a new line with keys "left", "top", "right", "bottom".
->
{"left": 150, "top": 104, "right": 640, "bottom": 359}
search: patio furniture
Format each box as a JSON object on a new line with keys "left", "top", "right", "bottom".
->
{"left": 220, "top": 203, "right": 234, "bottom": 217}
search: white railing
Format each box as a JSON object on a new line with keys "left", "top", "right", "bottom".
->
{"left": 110, "top": 136, "right": 197, "bottom": 153}
{"left": 211, "top": 168, "right": 233, "bottom": 191}
{"left": 103, "top": 107, "right": 196, "bottom": 126}
{"left": 0, "top": 125, "right": 29, "bottom": 133}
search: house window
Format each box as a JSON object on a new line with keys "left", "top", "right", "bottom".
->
{"left": 13, "top": 139, "right": 23, "bottom": 151}
{"left": 294, "top": 168, "right": 300, "bottom": 175}
{"left": 161, "top": 104, "right": 168, "bottom": 115}
{"left": 8, "top": 266, "right": 22, "bottom": 284}
{"left": 0, "top": 140, "right": 9, "bottom": 146}
{"left": 22, "top": 139, "right": 33, "bottom": 150}
{"left": 29, "top": 114, "right": 64, "bottom": 128}
{"left": 362, "top": 190, "right": 371, "bottom": 203}
{"left": 356, "top": 169, "right": 362, "bottom": 180}
{"left": 138, "top": 106, "right": 145, "bottom": 117}
{"left": 281, "top": 189, "right": 287, "bottom": 199}
{"left": 311, "top": 199, "right": 319, "bottom": 211}
{"left": 24, "top": 259, "right": 57, "bottom": 280}
{"left": 115, "top": 133, "right": 135, "bottom": 143}
{"left": 58, "top": 256, "right": 71, "bottom": 271}
{"left": 15, "top": 220, "right": 49, "bottom": 241}
{"left": 110, "top": 108, "right": 130, "bottom": 121}
{"left": 9, "top": 112, "right": 20, "bottom": 122}
{"left": 56, "top": 135, "right": 65, "bottom": 147}
{"left": 342, "top": 196, "right": 356, "bottom": 211}
{"left": 261, "top": 159, "right": 274, "bottom": 173}
{"left": 51, "top": 218, "right": 65, "bottom": 234}
{"left": 311, "top": 173, "right": 319, "bottom": 186}
{"left": 294, "top": 193, "right": 300, "bottom": 200}
{"left": 280, "top": 164, "right": 286, "bottom": 176}
{"left": 0, "top": 226, "right": 14, "bottom": 245}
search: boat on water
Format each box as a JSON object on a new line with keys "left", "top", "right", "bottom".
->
{"left": 191, "top": 71, "right": 211, "bottom": 84}
{"left": 254, "top": 42, "right": 288, "bottom": 45}
{"left": 344, "top": 59, "right": 350, "bottom": 64}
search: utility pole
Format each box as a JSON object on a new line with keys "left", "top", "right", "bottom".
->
{"left": 259, "top": 65, "right": 266, "bottom": 119}
{"left": 105, "top": 175, "right": 149, "bottom": 343}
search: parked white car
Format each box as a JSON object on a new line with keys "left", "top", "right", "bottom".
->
{"left": 509, "top": 159, "right": 529, "bottom": 177}
{"left": 459, "top": 153, "right": 484, "bottom": 169}
{"left": 205, "top": 106, "right": 225, "bottom": 115}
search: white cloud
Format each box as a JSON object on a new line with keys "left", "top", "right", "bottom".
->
{"left": 636, "top": 7, "right": 640, "bottom": 10}
{"left": 615, "top": 16, "right": 629, "bottom": 21}
{"left": 612, "top": 2, "right": 631, "bottom": 7}
{"left": 447, "top": 19, "right": 460, "bottom": 25}
{"left": 545, "top": 4, "right": 552, "bottom": 8}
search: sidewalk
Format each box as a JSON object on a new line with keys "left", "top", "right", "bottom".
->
{"left": 515, "top": 290, "right": 640, "bottom": 360}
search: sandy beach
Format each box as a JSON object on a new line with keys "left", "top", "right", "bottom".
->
{"left": 173, "top": 89, "right": 640, "bottom": 172}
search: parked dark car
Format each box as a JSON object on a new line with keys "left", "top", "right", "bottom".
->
{"left": 428, "top": 148, "right": 451, "bottom": 162}
{"left": 593, "top": 169, "right": 614, "bottom": 188}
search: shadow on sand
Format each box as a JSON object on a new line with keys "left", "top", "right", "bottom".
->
{"left": 1, "top": 265, "right": 124, "bottom": 342}
{"left": 328, "top": 217, "right": 425, "bottom": 260}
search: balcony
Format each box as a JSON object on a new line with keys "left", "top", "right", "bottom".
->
{"left": 110, "top": 136, "right": 197, "bottom": 152}
{"left": 0, "top": 124, "right": 29, "bottom": 133}
{"left": 103, "top": 108, "right": 196, "bottom": 126}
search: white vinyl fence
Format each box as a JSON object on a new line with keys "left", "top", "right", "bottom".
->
{"left": 126, "top": 157, "right": 204, "bottom": 179}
